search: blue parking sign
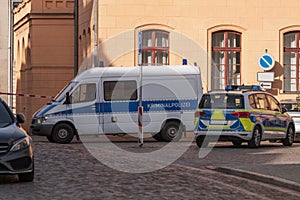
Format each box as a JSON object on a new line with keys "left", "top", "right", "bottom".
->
{"left": 258, "top": 53, "right": 275, "bottom": 71}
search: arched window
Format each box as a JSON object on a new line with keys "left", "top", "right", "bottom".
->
{"left": 21, "top": 38, "right": 25, "bottom": 70}
{"left": 87, "top": 28, "right": 91, "bottom": 55}
{"left": 284, "top": 31, "right": 300, "bottom": 92}
{"left": 27, "top": 34, "right": 31, "bottom": 67}
{"left": 17, "top": 41, "right": 20, "bottom": 67}
{"left": 141, "top": 30, "right": 169, "bottom": 66}
{"left": 211, "top": 31, "right": 241, "bottom": 90}
{"left": 83, "top": 29, "right": 87, "bottom": 58}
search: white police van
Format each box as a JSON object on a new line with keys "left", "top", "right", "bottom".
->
{"left": 31, "top": 65, "right": 202, "bottom": 143}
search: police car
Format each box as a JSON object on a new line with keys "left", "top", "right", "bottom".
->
{"left": 194, "top": 85, "right": 295, "bottom": 148}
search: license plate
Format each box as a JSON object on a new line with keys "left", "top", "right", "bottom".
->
{"left": 209, "top": 120, "right": 228, "bottom": 125}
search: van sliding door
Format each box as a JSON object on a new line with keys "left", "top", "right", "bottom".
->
{"left": 102, "top": 79, "right": 138, "bottom": 134}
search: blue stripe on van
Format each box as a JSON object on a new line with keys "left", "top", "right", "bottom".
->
{"left": 101, "top": 99, "right": 198, "bottom": 113}
{"left": 35, "top": 104, "right": 57, "bottom": 117}
{"left": 47, "top": 99, "right": 198, "bottom": 116}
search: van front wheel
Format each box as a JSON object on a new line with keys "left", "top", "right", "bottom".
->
{"left": 161, "top": 121, "right": 183, "bottom": 142}
{"left": 52, "top": 123, "right": 74, "bottom": 144}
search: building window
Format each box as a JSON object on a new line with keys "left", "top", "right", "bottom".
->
{"left": 141, "top": 30, "right": 169, "bottom": 66}
{"left": 284, "top": 32, "right": 300, "bottom": 92}
{"left": 212, "top": 31, "right": 241, "bottom": 90}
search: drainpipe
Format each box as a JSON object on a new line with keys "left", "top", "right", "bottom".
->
{"left": 74, "top": 0, "right": 78, "bottom": 76}
{"left": 8, "top": 0, "right": 23, "bottom": 108}
{"left": 94, "top": 0, "right": 98, "bottom": 67}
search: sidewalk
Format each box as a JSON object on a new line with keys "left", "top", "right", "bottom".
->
{"left": 208, "top": 164, "right": 300, "bottom": 192}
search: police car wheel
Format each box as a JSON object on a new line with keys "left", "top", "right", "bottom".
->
{"left": 52, "top": 123, "right": 74, "bottom": 144}
{"left": 248, "top": 126, "right": 261, "bottom": 148}
{"left": 161, "top": 121, "right": 183, "bottom": 142}
{"left": 282, "top": 125, "right": 294, "bottom": 146}
{"left": 196, "top": 136, "right": 208, "bottom": 148}
{"left": 232, "top": 140, "right": 242, "bottom": 147}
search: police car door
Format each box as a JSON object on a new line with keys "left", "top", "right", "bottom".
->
{"left": 66, "top": 78, "right": 101, "bottom": 135}
{"left": 266, "top": 94, "right": 287, "bottom": 138}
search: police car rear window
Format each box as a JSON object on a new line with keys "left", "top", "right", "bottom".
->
{"left": 199, "top": 94, "right": 245, "bottom": 109}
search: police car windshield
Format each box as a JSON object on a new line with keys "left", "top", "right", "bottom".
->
{"left": 53, "top": 81, "right": 77, "bottom": 102}
{"left": 199, "top": 93, "right": 245, "bottom": 109}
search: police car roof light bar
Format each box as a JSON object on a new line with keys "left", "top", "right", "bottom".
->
{"left": 225, "top": 85, "right": 263, "bottom": 92}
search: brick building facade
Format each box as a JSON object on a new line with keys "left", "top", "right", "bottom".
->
{"left": 13, "top": 0, "right": 74, "bottom": 129}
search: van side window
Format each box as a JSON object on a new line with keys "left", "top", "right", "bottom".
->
{"left": 104, "top": 81, "right": 137, "bottom": 101}
{"left": 71, "top": 83, "right": 96, "bottom": 103}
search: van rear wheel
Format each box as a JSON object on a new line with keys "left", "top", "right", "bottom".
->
{"left": 161, "top": 121, "right": 183, "bottom": 142}
{"left": 52, "top": 123, "right": 74, "bottom": 144}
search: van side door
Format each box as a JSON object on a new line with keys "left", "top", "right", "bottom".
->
{"left": 102, "top": 79, "right": 138, "bottom": 134}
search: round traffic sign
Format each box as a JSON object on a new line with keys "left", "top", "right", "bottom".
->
{"left": 258, "top": 53, "right": 275, "bottom": 71}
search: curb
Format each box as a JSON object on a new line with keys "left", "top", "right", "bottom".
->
{"left": 206, "top": 166, "right": 300, "bottom": 192}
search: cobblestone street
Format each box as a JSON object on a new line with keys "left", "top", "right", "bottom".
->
{"left": 0, "top": 136, "right": 300, "bottom": 200}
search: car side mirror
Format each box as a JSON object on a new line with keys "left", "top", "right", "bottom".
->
{"left": 16, "top": 113, "right": 25, "bottom": 124}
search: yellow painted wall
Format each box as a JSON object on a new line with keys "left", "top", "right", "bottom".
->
{"left": 81, "top": 0, "right": 300, "bottom": 100}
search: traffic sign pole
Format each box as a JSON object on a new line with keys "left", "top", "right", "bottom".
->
{"left": 138, "top": 31, "right": 143, "bottom": 147}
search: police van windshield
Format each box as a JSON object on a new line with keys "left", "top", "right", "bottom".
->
{"left": 199, "top": 93, "right": 245, "bottom": 109}
{"left": 53, "top": 82, "right": 78, "bottom": 102}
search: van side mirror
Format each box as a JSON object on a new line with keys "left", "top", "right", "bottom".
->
{"left": 65, "top": 92, "right": 71, "bottom": 104}
{"left": 16, "top": 113, "right": 25, "bottom": 124}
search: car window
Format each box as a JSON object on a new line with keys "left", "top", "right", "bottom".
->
{"left": 266, "top": 94, "right": 281, "bottom": 112}
{"left": 253, "top": 93, "right": 269, "bottom": 110}
{"left": 199, "top": 93, "right": 244, "bottom": 109}
{"left": 70, "top": 83, "right": 96, "bottom": 103}
{"left": 0, "top": 101, "right": 14, "bottom": 127}
{"left": 104, "top": 80, "right": 137, "bottom": 101}
{"left": 248, "top": 95, "right": 256, "bottom": 109}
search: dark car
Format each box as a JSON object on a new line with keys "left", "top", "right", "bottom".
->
{"left": 0, "top": 98, "right": 34, "bottom": 182}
